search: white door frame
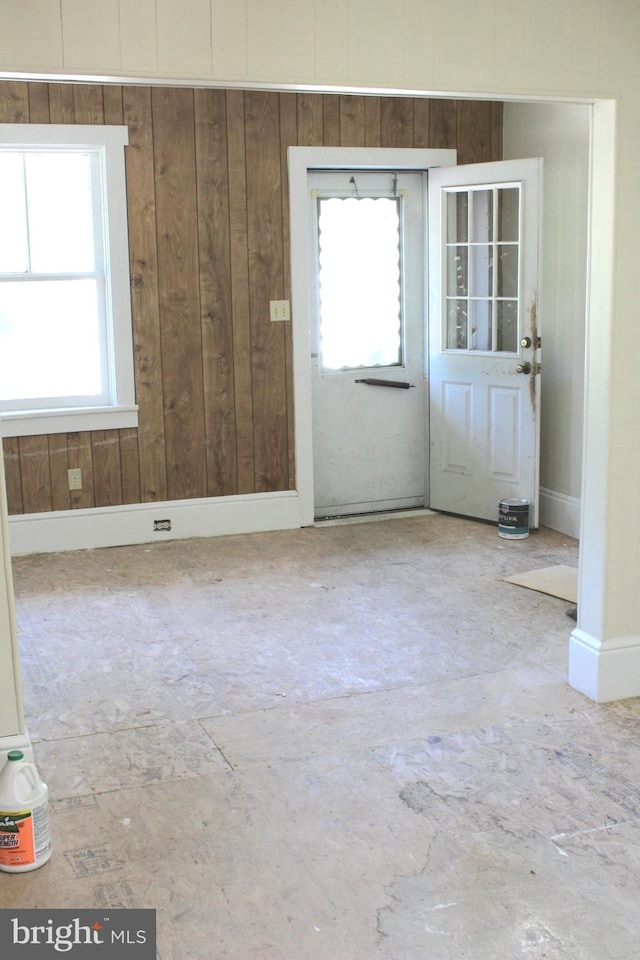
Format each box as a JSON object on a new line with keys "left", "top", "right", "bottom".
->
{"left": 288, "top": 146, "right": 456, "bottom": 526}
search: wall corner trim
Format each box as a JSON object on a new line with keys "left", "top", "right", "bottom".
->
{"left": 569, "top": 628, "right": 640, "bottom": 703}
{"left": 7, "top": 491, "right": 302, "bottom": 557}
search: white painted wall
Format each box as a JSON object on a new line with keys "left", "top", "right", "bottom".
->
{"left": 503, "top": 101, "right": 589, "bottom": 537}
{"left": 0, "top": 0, "right": 620, "bottom": 96}
{"left": 0, "top": 0, "right": 639, "bottom": 702}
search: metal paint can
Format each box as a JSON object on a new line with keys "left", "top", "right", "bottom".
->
{"left": 498, "top": 498, "right": 530, "bottom": 540}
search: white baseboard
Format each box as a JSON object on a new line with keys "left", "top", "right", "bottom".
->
{"left": 539, "top": 486, "right": 581, "bottom": 539}
{"left": 6, "top": 485, "right": 581, "bottom": 556}
{"left": 569, "top": 628, "right": 640, "bottom": 702}
{"left": 7, "top": 490, "right": 302, "bottom": 556}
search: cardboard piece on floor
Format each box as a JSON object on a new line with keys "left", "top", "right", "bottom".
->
{"left": 504, "top": 564, "right": 578, "bottom": 603}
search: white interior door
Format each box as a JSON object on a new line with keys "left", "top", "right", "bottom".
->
{"left": 428, "top": 158, "right": 543, "bottom": 526}
{"left": 310, "top": 170, "right": 427, "bottom": 518}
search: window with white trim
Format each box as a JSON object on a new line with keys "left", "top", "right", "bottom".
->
{"left": 0, "top": 124, "right": 137, "bottom": 438}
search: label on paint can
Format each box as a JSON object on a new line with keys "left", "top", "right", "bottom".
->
{"left": 498, "top": 498, "right": 530, "bottom": 540}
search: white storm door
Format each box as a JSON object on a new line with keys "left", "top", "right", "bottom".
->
{"left": 310, "top": 170, "right": 426, "bottom": 519}
{"left": 428, "top": 158, "right": 542, "bottom": 526}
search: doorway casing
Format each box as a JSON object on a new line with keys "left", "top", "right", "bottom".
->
{"left": 289, "top": 146, "right": 456, "bottom": 526}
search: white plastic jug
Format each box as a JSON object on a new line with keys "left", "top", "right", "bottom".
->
{"left": 0, "top": 750, "right": 51, "bottom": 873}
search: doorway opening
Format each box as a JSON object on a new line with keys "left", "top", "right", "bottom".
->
{"left": 293, "top": 147, "right": 544, "bottom": 528}
{"left": 310, "top": 167, "right": 427, "bottom": 519}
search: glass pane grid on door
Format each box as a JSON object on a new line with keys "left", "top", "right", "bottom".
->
{"left": 444, "top": 184, "right": 520, "bottom": 354}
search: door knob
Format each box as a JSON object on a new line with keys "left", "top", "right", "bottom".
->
{"left": 516, "top": 361, "right": 532, "bottom": 374}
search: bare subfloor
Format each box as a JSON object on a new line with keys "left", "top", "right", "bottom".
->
{"left": 3, "top": 514, "right": 640, "bottom": 959}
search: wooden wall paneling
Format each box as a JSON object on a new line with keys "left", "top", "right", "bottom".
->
{"left": 103, "top": 85, "right": 124, "bottom": 125}
{"left": 48, "top": 434, "right": 71, "bottom": 512}
{"left": 0, "top": 80, "right": 504, "bottom": 520}
{"left": 429, "top": 98, "right": 457, "bottom": 150}
{"left": 296, "top": 93, "right": 323, "bottom": 146}
{"left": 226, "top": 90, "right": 255, "bottom": 494}
{"left": 67, "top": 432, "right": 95, "bottom": 509}
{"left": 194, "top": 88, "right": 238, "bottom": 498}
{"left": 72, "top": 84, "right": 105, "bottom": 124}
{"left": 364, "top": 97, "right": 381, "bottom": 147}
{"left": 18, "top": 436, "right": 52, "bottom": 514}
{"left": 102, "top": 84, "right": 133, "bottom": 496}
{"left": 91, "top": 430, "right": 123, "bottom": 507}
{"left": 278, "top": 94, "right": 298, "bottom": 266}
{"left": 119, "top": 428, "right": 141, "bottom": 504}
{"left": 322, "top": 94, "right": 340, "bottom": 145}
{"left": 412, "top": 98, "right": 431, "bottom": 148}
{"left": 123, "top": 85, "right": 167, "bottom": 503}
{"left": 0, "top": 81, "right": 29, "bottom": 121}
{"left": 152, "top": 87, "right": 207, "bottom": 502}
{"left": 491, "top": 101, "right": 504, "bottom": 161}
{"left": 48, "top": 83, "right": 75, "bottom": 123}
{"left": 244, "top": 91, "right": 288, "bottom": 491}
{"left": 381, "top": 97, "right": 414, "bottom": 148}
{"left": 27, "top": 83, "right": 50, "bottom": 123}
{"left": 279, "top": 95, "right": 298, "bottom": 280}
{"left": 339, "top": 95, "right": 366, "bottom": 146}
{"left": 456, "top": 100, "right": 493, "bottom": 164}
{"left": 2, "top": 439, "right": 23, "bottom": 515}
{"left": 279, "top": 93, "right": 297, "bottom": 489}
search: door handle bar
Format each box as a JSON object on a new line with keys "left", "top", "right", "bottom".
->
{"left": 355, "top": 378, "right": 415, "bottom": 389}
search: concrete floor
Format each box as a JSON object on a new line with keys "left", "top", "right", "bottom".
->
{"left": 3, "top": 513, "right": 640, "bottom": 959}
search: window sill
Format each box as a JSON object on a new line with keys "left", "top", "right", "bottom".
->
{"left": 0, "top": 405, "right": 139, "bottom": 438}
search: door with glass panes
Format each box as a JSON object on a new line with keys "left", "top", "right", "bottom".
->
{"left": 310, "top": 170, "right": 426, "bottom": 519}
{"left": 309, "top": 158, "right": 541, "bottom": 524}
{"left": 428, "top": 158, "right": 542, "bottom": 526}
